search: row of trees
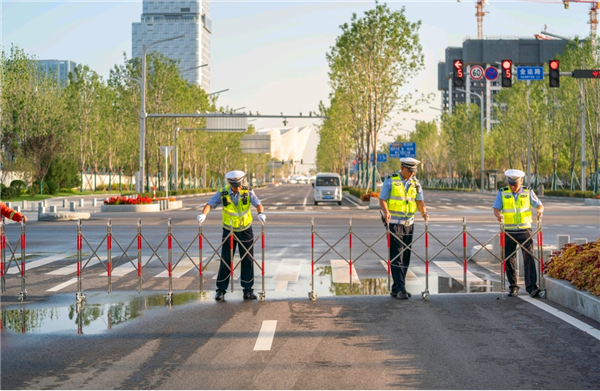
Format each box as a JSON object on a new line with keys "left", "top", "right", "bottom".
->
{"left": 1, "top": 45, "right": 273, "bottom": 191}
{"left": 318, "top": 33, "right": 600, "bottom": 191}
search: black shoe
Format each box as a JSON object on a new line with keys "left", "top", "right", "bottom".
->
{"left": 529, "top": 288, "right": 541, "bottom": 298}
{"left": 215, "top": 291, "right": 225, "bottom": 301}
{"left": 507, "top": 287, "right": 519, "bottom": 297}
{"left": 390, "top": 291, "right": 398, "bottom": 297}
{"left": 243, "top": 292, "right": 257, "bottom": 300}
{"left": 396, "top": 291, "right": 410, "bottom": 299}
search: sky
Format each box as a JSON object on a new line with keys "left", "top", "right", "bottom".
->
{"left": 1, "top": 0, "right": 594, "bottom": 138}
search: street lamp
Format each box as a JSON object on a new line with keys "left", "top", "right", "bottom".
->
{"left": 457, "top": 88, "right": 485, "bottom": 192}
{"left": 208, "top": 88, "right": 229, "bottom": 97}
{"left": 115, "top": 34, "right": 186, "bottom": 193}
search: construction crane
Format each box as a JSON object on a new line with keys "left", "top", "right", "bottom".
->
{"left": 457, "top": 0, "right": 599, "bottom": 44}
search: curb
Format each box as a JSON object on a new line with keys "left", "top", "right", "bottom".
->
{"left": 544, "top": 276, "right": 600, "bottom": 323}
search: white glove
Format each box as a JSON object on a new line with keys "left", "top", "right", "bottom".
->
{"left": 197, "top": 214, "right": 206, "bottom": 224}
{"left": 258, "top": 213, "right": 266, "bottom": 223}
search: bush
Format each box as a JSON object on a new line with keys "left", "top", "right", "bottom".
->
{"left": 360, "top": 192, "right": 380, "bottom": 202}
{"left": 46, "top": 158, "right": 81, "bottom": 189}
{"left": 104, "top": 195, "right": 153, "bottom": 205}
{"left": 346, "top": 187, "right": 367, "bottom": 199}
{"left": 544, "top": 189, "right": 596, "bottom": 198}
{"left": 1, "top": 185, "right": 20, "bottom": 200}
{"left": 546, "top": 239, "right": 600, "bottom": 297}
{"left": 45, "top": 180, "right": 59, "bottom": 195}
{"left": 10, "top": 180, "right": 26, "bottom": 190}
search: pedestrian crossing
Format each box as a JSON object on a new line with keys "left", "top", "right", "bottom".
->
{"left": 7, "top": 251, "right": 503, "bottom": 294}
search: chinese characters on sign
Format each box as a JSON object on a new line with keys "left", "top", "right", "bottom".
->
{"left": 516, "top": 66, "right": 544, "bottom": 81}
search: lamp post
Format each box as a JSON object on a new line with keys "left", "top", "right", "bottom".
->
{"left": 173, "top": 63, "right": 208, "bottom": 190}
{"left": 457, "top": 89, "right": 485, "bottom": 191}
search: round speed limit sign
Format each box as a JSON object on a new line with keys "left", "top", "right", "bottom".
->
{"left": 470, "top": 65, "right": 484, "bottom": 80}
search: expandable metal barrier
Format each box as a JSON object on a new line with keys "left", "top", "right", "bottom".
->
{"left": 1, "top": 216, "right": 546, "bottom": 305}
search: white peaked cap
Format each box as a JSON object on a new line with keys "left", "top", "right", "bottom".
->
{"left": 225, "top": 170, "right": 245, "bottom": 182}
{"left": 504, "top": 169, "right": 525, "bottom": 179}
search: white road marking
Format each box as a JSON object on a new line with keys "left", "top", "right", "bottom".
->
{"left": 154, "top": 257, "right": 205, "bottom": 278}
{"left": 268, "top": 206, "right": 278, "bottom": 210}
{"left": 379, "top": 260, "right": 420, "bottom": 280}
{"left": 254, "top": 320, "right": 277, "bottom": 351}
{"left": 272, "top": 258, "right": 302, "bottom": 282}
{"left": 303, "top": 187, "right": 312, "bottom": 207}
{"left": 47, "top": 255, "right": 106, "bottom": 275}
{"left": 433, "top": 261, "right": 484, "bottom": 283}
{"left": 7, "top": 254, "right": 68, "bottom": 274}
{"left": 330, "top": 259, "right": 360, "bottom": 284}
{"left": 519, "top": 296, "right": 600, "bottom": 342}
{"left": 438, "top": 205, "right": 454, "bottom": 209}
{"left": 457, "top": 205, "right": 470, "bottom": 209}
{"left": 585, "top": 226, "right": 596, "bottom": 229}
{"left": 305, "top": 207, "right": 313, "bottom": 210}
{"left": 323, "top": 206, "right": 331, "bottom": 210}
{"left": 286, "top": 206, "right": 295, "bottom": 210}
{"left": 274, "top": 281, "right": 288, "bottom": 291}
{"left": 276, "top": 202, "right": 283, "bottom": 206}
{"left": 47, "top": 278, "right": 78, "bottom": 292}
{"left": 340, "top": 206, "right": 349, "bottom": 210}
{"left": 99, "top": 256, "right": 146, "bottom": 277}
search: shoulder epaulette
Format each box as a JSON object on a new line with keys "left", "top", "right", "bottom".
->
{"left": 220, "top": 189, "right": 229, "bottom": 196}
{"left": 501, "top": 186, "right": 509, "bottom": 191}
{"left": 385, "top": 175, "right": 391, "bottom": 179}
{"left": 522, "top": 186, "right": 530, "bottom": 190}
{"left": 241, "top": 186, "right": 249, "bottom": 190}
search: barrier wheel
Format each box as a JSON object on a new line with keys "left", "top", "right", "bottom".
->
{"left": 308, "top": 292, "right": 318, "bottom": 301}
{"left": 422, "top": 291, "right": 430, "bottom": 301}
{"left": 539, "top": 289, "right": 547, "bottom": 299}
{"left": 259, "top": 293, "right": 265, "bottom": 302}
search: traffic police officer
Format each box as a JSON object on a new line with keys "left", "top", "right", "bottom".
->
{"left": 379, "top": 158, "right": 429, "bottom": 299}
{"left": 493, "top": 169, "right": 544, "bottom": 298}
{"left": 197, "top": 170, "right": 266, "bottom": 301}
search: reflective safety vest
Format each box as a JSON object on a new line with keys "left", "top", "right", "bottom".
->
{"left": 500, "top": 186, "right": 533, "bottom": 230}
{"left": 386, "top": 174, "right": 419, "bottom": 220}
{"left": 220, "top": 186, "right": 253, "bottom": 231}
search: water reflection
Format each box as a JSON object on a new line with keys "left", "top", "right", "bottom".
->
{"left": 1, "top": 291, "right": 206, "bottom": 335}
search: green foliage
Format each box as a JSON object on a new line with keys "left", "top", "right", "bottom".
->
{"left": 1, "top": 185, "right": 21, "bottom": 200}
{"left": 9, "top": 180, "right": 26, "bottom": 189}
{"left": 45, "top": 180, "right": 59, "bottom": 195}
{"left": 46, "top": 158, "right": 81, "bottom": 189}
{"left": 544, "top": 189, "right": 596, "bottom": 198}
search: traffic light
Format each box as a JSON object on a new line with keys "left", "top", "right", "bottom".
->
{"left": 549, "top": 59, "right": 560, "bottom": 88}
{"left": 501, "top": 60, "right": 512, "bottom": 88}
{"left": 452, "top": 59, "right": 464, "bottom": 88}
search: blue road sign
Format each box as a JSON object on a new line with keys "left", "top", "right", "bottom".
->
{"left": 516, "top": 66, "right": 544, "bottom": 81}
{"left": 389, "top": 142, "right": 416, "bottom": 159}
{"left": 369, "top": 153, "right": 388, "bottom": 163}
{"left": 485, "top": 66, "right": 498, "bottom": 81}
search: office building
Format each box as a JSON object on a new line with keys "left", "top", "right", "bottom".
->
{"left": 132, "top": 0, "right": 211, "bottom": 90}
{"left": 37, "top": 60, "right": 77, "bottom": 87}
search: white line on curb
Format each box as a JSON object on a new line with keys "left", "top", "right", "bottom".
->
{"left": 254, "top": 320, "right": 277, "bottom": 351}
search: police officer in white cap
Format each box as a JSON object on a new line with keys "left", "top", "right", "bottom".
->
{"left": 379, "top": 157, "right": 430, "bottom": 299}
{"left": 493, "top": 169, "right": 544, "bottom": 298}
{"left": 198, "top": 170, "right": 265, "bottom": 301}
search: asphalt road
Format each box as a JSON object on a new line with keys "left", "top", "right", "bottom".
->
{"left": 2, "top": 184, "right": 599, "bottom": 389}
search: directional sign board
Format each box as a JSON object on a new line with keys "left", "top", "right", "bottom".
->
{"left": 389, "top": 142, "right": 416, "bottom": 159}
{"left": 470, "top": 65, "right": 484, "bottom": 80}
{"left": 485, "top": 66, "right": 498, "bottom": 81}
{"left": 516, "top": 66, "right": 544, "bottom": 81}
{"left": 369, "top": 153, "right": 388, "bottom": 163}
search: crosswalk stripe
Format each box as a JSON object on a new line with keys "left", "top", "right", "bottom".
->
{"left": 286, "top": 206, "right": 295, "bottom": 210}
{"left": 433, "top": 261, "right": 484, "bottom": 283}
{"left": 154, "top": 257, "right": 205, "bottom": 278}
{"left": 47, "top": 255, "right": 106, "bottom": 275}
{"left": 268, "top": 206, "right": 278, "bottom": 210}
{"left": 340, "top": 206, "right": 349, "bottom": 210}
{"left": 272, "top": 258, "right": 302, "bottom": 282}
{"left": 378, "top": 260, "right": 420, "bottom": 281}
{"left": 7, "top": 254, "right": 68, "bottom": 274}
{"left": 99, "top": 255, "right": 150, "bottom": 277}
{"left": 46, "top": 278, "right": 78, "bottom": 292}
{"left": 274, "top": 281, "right": 288, "bottom": 291}
{"left": 330, "top": 259, "right": 360, "bottom": 284}
{"left": 323, "top": 206, "right": 331, "bottom": 210}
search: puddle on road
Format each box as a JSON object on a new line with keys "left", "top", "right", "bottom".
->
{"left": 1, "top": 291, "right": 206, "bottom": 335}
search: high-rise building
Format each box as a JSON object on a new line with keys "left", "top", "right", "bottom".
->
{"left": 37, "top": 60, "right": 77, "bottom": 87}
{"left": 132, "top": 0, "right": 211, "bottom": 91}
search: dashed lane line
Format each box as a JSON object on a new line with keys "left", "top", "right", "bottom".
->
{"left": 254, "top": 320, "right": 277, "bottom": 351}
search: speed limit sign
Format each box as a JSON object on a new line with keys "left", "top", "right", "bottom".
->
{"left": 470, "top": 65, "right": 484, "bottom": 80}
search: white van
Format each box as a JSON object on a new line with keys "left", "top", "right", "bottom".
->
{"left": 313, "top": 172, "right": 342, "bottom": 205}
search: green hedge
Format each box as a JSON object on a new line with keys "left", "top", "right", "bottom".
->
{"left": 544, "top": 189, "right": 597, "bottom": 198}
{"left": 344, "top": 187, "right": 367, "bottom": 199}
{"left": 422, "top": 187, "right": 474, "bottom": 192}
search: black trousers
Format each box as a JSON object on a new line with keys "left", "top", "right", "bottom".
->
{"left": 505, "top": 229, "right": 538, "bottom": 293}
{"left": 389, "top": 223, "right": 414, "bottom": 293}
{"left": 216, "top": 227, "right": 255, "bottom": 293}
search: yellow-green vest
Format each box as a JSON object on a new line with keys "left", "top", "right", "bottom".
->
{"left": 501, "top": 187, "right": 532, "bottom": 230}
{"left": 220, "top": 186, "right": 253, "bottom": 231}
{"left": 387, "top": 174, "right": 418, "bottom": 220}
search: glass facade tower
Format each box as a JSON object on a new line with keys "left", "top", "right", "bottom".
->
{"left": 132, "top": 0, "right": 211, "bottom": 91}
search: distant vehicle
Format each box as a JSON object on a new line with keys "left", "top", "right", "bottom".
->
{"left": 313, "top": 172, "right": 342, "bottom": 205}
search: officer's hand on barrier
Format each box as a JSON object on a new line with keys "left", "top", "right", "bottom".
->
{"left": 421, "top": 211, "right": 429, "bottom": 221}
{"left": 258, "top": 213, "right": 266, "bottom": 223}
{"left": 197, "top": 214, "right": 206, "bottom": 224}
{"left": 537, "top": 210, "right": 543, "bottom": 219}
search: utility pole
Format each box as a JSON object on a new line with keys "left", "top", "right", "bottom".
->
{"left": 526, "top": 81, "right": 532, "bottom": 188}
